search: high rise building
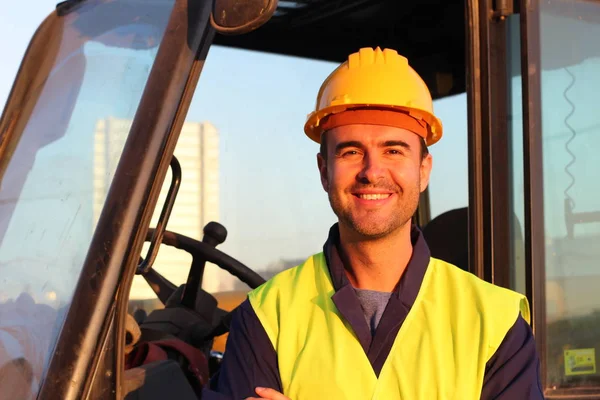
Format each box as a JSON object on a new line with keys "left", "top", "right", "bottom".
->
{"left": 93, "top": 117, "right": 230, "bottom": 302}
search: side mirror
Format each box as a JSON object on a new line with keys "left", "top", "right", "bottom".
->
{"left": 210, "top": 0, "right": 278, "bottom": 35}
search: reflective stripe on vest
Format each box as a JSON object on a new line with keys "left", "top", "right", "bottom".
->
{"left": 248, "top": 253, "right": 530, "bottom": 400}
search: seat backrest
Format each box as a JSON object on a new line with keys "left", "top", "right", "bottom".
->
{"left": 422, "top": 207, "right": 469, "bottom": 272}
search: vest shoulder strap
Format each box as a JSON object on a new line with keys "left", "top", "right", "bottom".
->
{"left": 428, "top": 258, "right": 531, "bottom": 360}
{"left": 248, "top": 253, "right": 327, "bottom": 348}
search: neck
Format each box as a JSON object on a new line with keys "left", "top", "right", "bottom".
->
{"left": 338, "top": 222, "right": 413, "bottom": 292}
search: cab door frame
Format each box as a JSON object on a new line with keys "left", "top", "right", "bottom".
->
{"left": 466, "top": 0, "right": 547, "bottom": 381}
{"left": 465, "top": 0, "right": 520, "bottom": 290}
{"left": 519, "top": 0, "right": 548, "bottom": 391}
{"left": 464, "top": 0, "right": 600, "bottom": 397}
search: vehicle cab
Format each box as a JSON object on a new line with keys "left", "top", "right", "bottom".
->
{"left": 0, "top": 0, "right": 599, "bottom": 398}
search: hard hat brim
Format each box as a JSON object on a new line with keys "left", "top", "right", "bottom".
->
{"left": 304, "top": 104, "right": 443, "bottom": 146}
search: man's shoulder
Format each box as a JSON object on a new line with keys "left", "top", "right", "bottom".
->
{"left": 428, "top": 257, "right": 531, "bottom": 351}
{"left": 261, "top": 252, "right": 322, "bottom": 284}
{"left": 248, "top": 252, "right": 324, "bottom": 305}
{"left": 428, "top": 257, "right": 530, "bottom": 322}
{"left": 244, "top": 252, "right": 326, "bottom": 346}
{"left": 429, "top": 258, "right": 530, "bottom": 356}
{"left": 429, "top": 257, "right": 525, "bottom": 296}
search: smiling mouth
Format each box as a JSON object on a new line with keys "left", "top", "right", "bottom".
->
{"left": 353, "top": 193, "right": 392, "bottom": 200}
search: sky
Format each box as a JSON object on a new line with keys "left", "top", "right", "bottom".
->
{"left": 0, "top": 1, "right": 599, "bottom": 305}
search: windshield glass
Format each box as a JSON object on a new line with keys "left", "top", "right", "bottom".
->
{"left": 0, "top": 0, "right": 174, "bottom": 395}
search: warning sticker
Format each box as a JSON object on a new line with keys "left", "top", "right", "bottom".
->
{"left": 565, "top": 348, "right": 596, "bottom": 376}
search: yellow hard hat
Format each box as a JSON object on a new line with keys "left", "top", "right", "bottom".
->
{"left": 304, "top": 47, "right": 443, "bottom": 146}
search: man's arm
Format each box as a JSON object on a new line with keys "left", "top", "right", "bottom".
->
{"left": 202, "top": 299, "right": 282, "bottom": 399}
{"left": 481, "top": 315, "right": 545, "bottom": 399}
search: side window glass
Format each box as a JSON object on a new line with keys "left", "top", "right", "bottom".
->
{"left": 428, "top": 94, "right": 469, "bottom": 220}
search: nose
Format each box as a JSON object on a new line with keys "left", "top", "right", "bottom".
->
{"left": 357, "top": 152, "right": 385, "bottom": 183}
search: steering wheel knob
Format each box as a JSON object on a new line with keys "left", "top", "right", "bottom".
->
{"left": 203, "top": 221, "right": 227, "bottom": 247}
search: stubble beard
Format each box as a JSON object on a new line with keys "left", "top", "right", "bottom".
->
{"left": 328, "top": 183, "right": 421, "bottom": 240}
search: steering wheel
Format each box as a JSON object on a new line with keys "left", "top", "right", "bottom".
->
{"left": 137, "top": 222, "right": 265, "bottom": 309}
{"left": 129, "top": 222, "right": 266, "bottom": 384}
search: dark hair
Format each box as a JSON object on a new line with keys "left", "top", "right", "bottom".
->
{"left": 319, "top": 135, "right": 429, "bottom": 161}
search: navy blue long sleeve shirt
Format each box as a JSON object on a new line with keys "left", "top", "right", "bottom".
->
{"left": 203, "top": 225, "right": 544, "bottom": 399}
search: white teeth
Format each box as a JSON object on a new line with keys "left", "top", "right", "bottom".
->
{"left": 359, "top": 194, "right": 391, "bottom": 200}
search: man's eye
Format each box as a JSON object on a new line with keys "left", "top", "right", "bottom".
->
{"left": 387, "top": 149, "right": 403, "bottom": 155}
{"left": 342, "top": 150, "right": 359, "bottom": 157}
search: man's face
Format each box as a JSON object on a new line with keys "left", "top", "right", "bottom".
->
{"left": 317, "top": 124, "right": 432, "bottom": 239}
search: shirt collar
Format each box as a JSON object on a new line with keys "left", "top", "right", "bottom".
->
{"left": 322, "top": 223, "right": 431, "bottom": 309}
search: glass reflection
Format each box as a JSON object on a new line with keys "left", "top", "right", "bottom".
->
{"left": 537, "top": 0, "right": 600, "bottom": 388}
{"left": 0, "top": 1, "right": 174, "bottom": 395}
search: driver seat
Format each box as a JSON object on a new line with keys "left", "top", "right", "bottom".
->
{"left": 422, "top": 207, "right": 469, "bottom": 272}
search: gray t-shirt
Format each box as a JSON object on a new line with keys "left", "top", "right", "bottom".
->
{"left": 353, "top": 288, "right": 393, "bottom": 336}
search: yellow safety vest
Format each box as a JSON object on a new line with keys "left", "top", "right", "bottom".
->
{"left": 248, "top": 253, "right": 530, "bottom": 400}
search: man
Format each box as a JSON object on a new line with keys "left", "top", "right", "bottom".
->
{"left": 205, "top": 47, "right": 544, "bottom": 399}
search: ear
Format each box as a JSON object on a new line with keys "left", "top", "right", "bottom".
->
{"left": 317, "top": 153, "right": 329, "bottom": 192}
{"left": 419, "top": 153, "right": 433, "bottom": 193}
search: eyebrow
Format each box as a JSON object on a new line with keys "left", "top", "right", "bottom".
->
{"left": 334, "top": 139, "right": 413, "bottom": 154}
{"left": 381, "top": 140, "right": 412, "bottom": 151}
{"left": 335, "top": 141, "right": 364, "bottom": 154}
